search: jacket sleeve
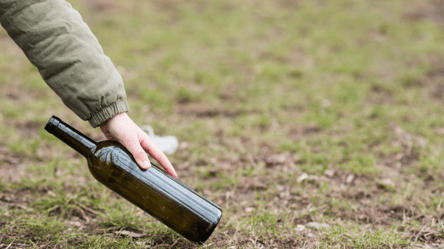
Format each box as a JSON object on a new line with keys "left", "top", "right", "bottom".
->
{"left": 0, "top": 0, "right": 129, "bottom": 128}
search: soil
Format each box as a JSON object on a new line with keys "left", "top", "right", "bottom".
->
{"left": 2, "top": 0, "right": 444, "bottom": 248}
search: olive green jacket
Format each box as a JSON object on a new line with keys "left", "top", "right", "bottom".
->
{"left": 0, "top": 0, "right": 128, "bottom": 127}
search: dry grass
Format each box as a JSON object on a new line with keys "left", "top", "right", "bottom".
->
{"left": 1, "top": 0, "right": 444, "bottom": 248}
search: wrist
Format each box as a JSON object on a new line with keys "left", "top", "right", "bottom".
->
{"left": 100, "top": 111, "right": 128, "bottom": 128}
{"left": 89, "top": 99, "right": 129, "bottom": 128}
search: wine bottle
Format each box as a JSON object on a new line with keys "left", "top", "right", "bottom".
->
{"left": 44, "top": 116, "right": 222, "bottom": 244}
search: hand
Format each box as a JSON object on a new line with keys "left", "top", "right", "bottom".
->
{"left": 100, "top": 112, "right": 178, "bottom": 178}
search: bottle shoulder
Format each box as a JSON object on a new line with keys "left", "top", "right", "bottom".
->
{"left": 95, "top": 140, "right": 125, "bottom": 150}
{"left": 88, "top": 140, "right": 133, "bottom": 169}
{"left": 93, "top": 140, "right": 130, "bottom": 157}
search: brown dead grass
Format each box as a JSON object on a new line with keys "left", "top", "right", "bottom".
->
{"left": 403, "top": 0, "right": 444, "bottom": 27}
{"left": 2, "top": 0, "right": 444, "bottom": 248}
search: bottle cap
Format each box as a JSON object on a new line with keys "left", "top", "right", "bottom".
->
{"left": 44, "top": 116, "right": 61, "bottom": 134}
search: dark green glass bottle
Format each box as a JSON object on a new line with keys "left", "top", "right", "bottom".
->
{"left": 44, "top": 116, "right": 222, "bottom": 244}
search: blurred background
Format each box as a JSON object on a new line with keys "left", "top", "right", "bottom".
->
{"left": 1, "top": 0, "right": 444, "bottom": 247}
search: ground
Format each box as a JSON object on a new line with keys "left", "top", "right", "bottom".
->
{"left": 1, "top": 0, "right": 444, "bottom": 248}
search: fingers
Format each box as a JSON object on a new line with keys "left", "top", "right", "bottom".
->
{"left": 140, "top": 135, "right": 178, "bottom": 179}
{"left": 124, "top": 139, "right": 151, "bottom": 170}
{"left": 101, "top": 112, "right": 177, "bottom": 178}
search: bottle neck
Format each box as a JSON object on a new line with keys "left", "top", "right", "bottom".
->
{"left": 45, "top": 116, "right": 97, "bottom": 158}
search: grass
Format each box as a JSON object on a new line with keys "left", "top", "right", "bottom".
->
{"left": 1, "top": 0, "right": 444, "bottom": 247}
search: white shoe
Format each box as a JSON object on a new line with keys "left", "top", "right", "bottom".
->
{"left": 140, "top": 125, "right": 179, "bottom": 155}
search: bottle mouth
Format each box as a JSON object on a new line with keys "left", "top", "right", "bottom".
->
{"left": 44, "top": 116, "right": 61, "bottom": 134}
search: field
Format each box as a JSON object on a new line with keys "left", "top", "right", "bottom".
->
{"left": 1, "top": 0, "right": 444, "bottom": 248}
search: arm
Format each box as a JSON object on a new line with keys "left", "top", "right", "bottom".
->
{"left": 0, "top": 0, "right": 177, "bottom": 178}
{"left": 0, "top": 0, "right": 127, "bottom": 127}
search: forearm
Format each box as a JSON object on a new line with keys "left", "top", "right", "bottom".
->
{"left": 0, "top": 0, "right": 128, "bottom": 127}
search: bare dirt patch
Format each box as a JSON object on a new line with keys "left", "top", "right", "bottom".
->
{"left": 82, "top": 0, "right": 118, "bottom": 13}
{"left": 403, "top": 0, "right": 444, "bottom": 27}
{"left": 367, "top": 83, "right": 394, "bottom": 105}
{"left": 12, "top": 121, "right": 41, "bottom": 139}
{"left": 287, "top": 124, "right": 322, "bottom": 139}
{"left": 426, "top": 63, "right": 444, "bottom": 101}
{"left": 176, "top": 104, "right": 248, "bottom": 118}
{"left": 0, "top": 145, "right": 31, "bottom": 183}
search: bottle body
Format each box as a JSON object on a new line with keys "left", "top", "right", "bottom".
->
{"left": 45, "top": 116, "right": 222, "bottom": 244}
{"left": 88, "top": 141, "right": 222, "bottom": 243}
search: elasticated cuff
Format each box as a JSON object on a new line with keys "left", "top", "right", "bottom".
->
{"left": 88, "top": 99, "right": 129, "bottom": 128}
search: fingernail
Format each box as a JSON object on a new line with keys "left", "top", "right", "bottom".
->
{"left": 144, "top": 161, "right": 151, "bottom": 169}
{"left": 138, "top": 161, "right": 148, "bottom": 169}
